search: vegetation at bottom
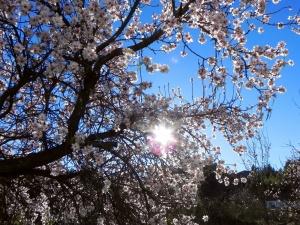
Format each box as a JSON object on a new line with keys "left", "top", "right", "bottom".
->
{"left": 194, "top": 162, "right": 300, "bottom": 225}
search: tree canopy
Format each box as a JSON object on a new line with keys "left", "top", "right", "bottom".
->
{"left": 0, "top": 0, "right": 299, "bottom": 224}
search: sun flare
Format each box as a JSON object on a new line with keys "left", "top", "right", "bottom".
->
{"left": 152, "top": 124, "right": 174, "bottom": 146}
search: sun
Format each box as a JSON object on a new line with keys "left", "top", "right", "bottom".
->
{"left": 152, "top": 124, "right": 175, "bottom": 147}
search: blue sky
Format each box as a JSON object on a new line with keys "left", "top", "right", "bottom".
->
{"left": 140, "top": 1, "right": 300, "bottom": 169}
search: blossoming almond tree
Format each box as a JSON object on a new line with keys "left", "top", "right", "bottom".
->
{"left": 0, "top": 0, "right": 298, "bottom": 224}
